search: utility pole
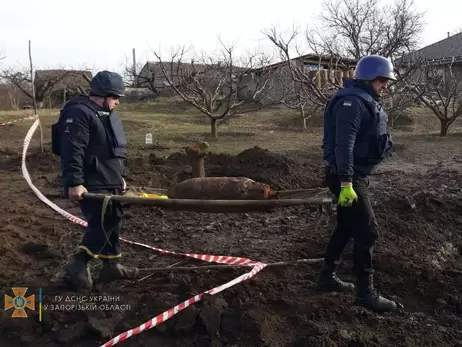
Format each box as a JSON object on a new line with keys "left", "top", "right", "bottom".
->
{"left": 132, "top": 48, "right": 138, "bottom": 87}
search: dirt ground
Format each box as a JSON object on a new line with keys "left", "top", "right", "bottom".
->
{"left": 0, "top": 120, "right": 461, "bottom": 347}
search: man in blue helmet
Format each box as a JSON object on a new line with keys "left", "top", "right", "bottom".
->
{"left": 317, "top": 55, "right": 397, "bottom": 313}
{"left": 51, "top": 70, "right": 139, "bottom": 290}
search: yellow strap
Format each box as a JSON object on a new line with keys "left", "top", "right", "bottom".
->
{"left": 99, "top": 195, "right": 113, "bottom": 254}
{"left": 79, "top": 245, "right": 121, "bottom": 259}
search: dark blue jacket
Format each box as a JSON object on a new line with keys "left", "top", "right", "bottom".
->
{"left": 51, "top": 96, "right": 127, "bottom": 191}
{"left": 322, "top": 79, "right": 392, "bottom": 182}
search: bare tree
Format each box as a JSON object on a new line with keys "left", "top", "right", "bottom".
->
{"left": 6, "top": 82, "right": 23, "bottom": 110}
{"left": 264, "top": 20, "right": 422, "bottom": 130}
{"left": 121, "top": 56, "right": 160, "bottom": 95}
{"left": 1, "top": 66, "right": 90, "bottom": 108}
{"left": 379, "top": 56, "right": 424, "bottom": 126}
{"left": 301, "top": 0, "right": 425, "bottom": 125}
{"left": 152, "top": 40, "right": 276, "bottom": 139}
{"left": 450, "top": 27, "right": 462, "bottom": 36}
{"left": 265, "top": 26, "right": 340, "bottom": 103}
{"left": 28, "top": 40, "right": 43, "bottom": 151}
{"left": 380, "top": 84, "right": 416, "bottom": 127}
{"left": 263, "top": 26, "right": 353, "bottom": 130}
{"left": 270, "top": 61, "right": 324, "bottom": 130}
{"left": 306, "top": 0, "right": 425, "bottom": 59}
{"left": 121, "top": 58, "right": 142, "bottom": 87}
{"left": 400, "top": 57, "right": 462, "bottom": 136}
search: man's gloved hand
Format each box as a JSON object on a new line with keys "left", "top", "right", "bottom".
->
{"left": 338, "top": 183, "right": 358, "bottom": 207}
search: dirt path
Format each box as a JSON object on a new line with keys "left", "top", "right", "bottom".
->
{"left": 0, "top": 143, "right": 461, "bottom": 347}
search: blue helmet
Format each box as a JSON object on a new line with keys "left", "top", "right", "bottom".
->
{"left": 353, "top": 55, "right": 396, "bottom": 81}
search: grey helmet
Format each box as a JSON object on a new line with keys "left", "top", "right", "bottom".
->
{"left": 90, "top": 70, "right": 125, "bottom": 97}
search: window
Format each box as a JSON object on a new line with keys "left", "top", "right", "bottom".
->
{"left": 303, "top": 62, "right": 323, "bottom": 72}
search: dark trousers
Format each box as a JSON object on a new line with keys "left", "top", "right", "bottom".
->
{"left": 323, "top": 167, "right": 379, "bottom": 276}
{"left": 78, "top": 189, "right": 123, "bottom": 259}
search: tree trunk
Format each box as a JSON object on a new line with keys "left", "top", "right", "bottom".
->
{"left": 300, "top": 105, "right": 307, "bottom": 130}
{"left": 439, "top": 118, "right": 450, "bottom": 136}
{"left": 210, "top": 118, "right": 218, "bottom": 139}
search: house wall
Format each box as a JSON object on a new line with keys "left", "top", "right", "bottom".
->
{"left": 404, "top": 62, "right": 462, "bottom": 85}
{"left": 123, "top": 87, "right": 158, "bottom": 102}
{"left": 138, "top": 57, "right": 357, "bottom": 104}
{"left": 138, "top": 62, "right": 202, "bottom": 95}
{"left": 237, "top": 59, "right": 355, "bottom": 106}
{"left": 398, "top": 62, "right": 462, "bottom": 109}
{"left": 138, "top": 63, "right": 172, "bottom": 91}
{"left": 138, "top": 62, "right": 241, "bottom": 98}
{"left": 453, "top": 64, "right": 462, "bottom": 78}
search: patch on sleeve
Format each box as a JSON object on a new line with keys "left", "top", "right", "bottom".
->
{"left": 65, "top": 118, "right": 74, "bottom": 123}
{"left": 342, "top": 100, "right": 352, "bottom": 107}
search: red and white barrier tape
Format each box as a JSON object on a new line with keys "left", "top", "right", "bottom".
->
{"left": 21, "top": 118, "right": 89, "bottom": 228}
{"left": 1, "top": 114, "right": 36, "bottom": 127}
{"left": 119, "top": 237, "right": 261, "bottom": 267}
{"left": 21, "top": 118, "right": 267, "bottom": 346}
{"left": 100, "top": 262, "right": 266, "bottom": 347}
{"left": 21, "top": 119, "right": 259, "bottom": 266}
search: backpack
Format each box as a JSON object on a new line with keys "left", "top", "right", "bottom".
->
{"left": 51, "top": 112, "right": 64, "bottom": 156}
{"left": 51, "top": 99, "right": 99, "bottom": 156}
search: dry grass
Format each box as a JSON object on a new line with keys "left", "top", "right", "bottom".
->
{"left": 0, "top": 104, "right": 322, "bottom": 156}
{"left": 0, "top": 99, "right": 460, "bottom": 162}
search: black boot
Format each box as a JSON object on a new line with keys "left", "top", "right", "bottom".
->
{"left": 98, "top": 259, "right": 139, "bottom": 282}
{"left": 355, "top": 273, "right": 397, "bottom": 313}
{"left": 52, "top": 251, "right": 93, "bottom": 290}
{"left": 317, "top": 263, "right": 355, "bottom": 293}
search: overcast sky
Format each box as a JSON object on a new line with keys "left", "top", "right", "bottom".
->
{"left": 0, "top": 0, "right": 460, "bottom": 74}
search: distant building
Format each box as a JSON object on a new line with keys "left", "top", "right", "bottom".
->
{"left": 238, "top": 53, "right": 358, "bottom": 105}
{"left": 34, "top": 69, "right": 93, "bottom": 107}
{"left": 398, "top": 32, "right": 462, "bottom": 82}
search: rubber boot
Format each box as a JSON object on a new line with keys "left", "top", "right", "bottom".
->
{"left": 355, "top": 274, "right": 397, "bottom": 313}
{"left": 98, "top": 259, "right": 140, "bottom": 282}
{"left": 52, "top": 251, "right": 93, "bottom": 291}
{"left": 317, "top": 263, "right": 355, "bottom": 293}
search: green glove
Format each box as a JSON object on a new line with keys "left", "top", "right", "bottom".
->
{"left": 338, "top": 183, "right": 358, "bottom": 207}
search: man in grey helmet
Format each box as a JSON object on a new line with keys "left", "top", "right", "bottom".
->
{"left": 51, "top": 70, "right": 139, "bottom": 290}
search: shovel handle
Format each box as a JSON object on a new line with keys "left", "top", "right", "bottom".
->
{"left": 82, "top": 192, "right": 111, "bottom": 200}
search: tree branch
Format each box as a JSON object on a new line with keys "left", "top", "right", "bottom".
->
{"left": 152, "top": 41, "right": 276, "bottom": 138}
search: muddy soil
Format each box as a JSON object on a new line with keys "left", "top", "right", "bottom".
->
{"left": 0, "top": 138, "right": 461, "bottom": 347}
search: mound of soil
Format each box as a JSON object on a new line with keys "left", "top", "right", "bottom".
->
{"left": 119, "top": 146, "right": 325, "bottom": 191}
{"left": 0, "top": 143, "right": 461, "bottom": 347}
{"left": 390, "top": 112, "right": 416, "bottom": 132}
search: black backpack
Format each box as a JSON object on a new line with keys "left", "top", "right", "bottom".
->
{"left": 51, "top": 109, "right": 65, "bottom": 156}
{"left": 51, "top": 99, "right": 99, "bottom": 156}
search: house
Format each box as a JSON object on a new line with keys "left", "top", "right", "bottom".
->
{"left": 34, "top": 69, "right": 93, "bottom": 107}
{"left": 137, "top": 54, "right": 358, "bottom": 105}
{"left": 238, "top": 53, "right": 358, "bottom": 105}
{"left": 398, "top": 32, "right": 462, "bottom": 81}
{"left": 137, "top": 61, "right": 248, "bottom": 97}
{"left": 390, "top": 32, "right": 462, "bottom": 111}
{"left": 248, "top": 53, "right": 357, "bottom": 76}
{"left": 137, "top": 61, "right": 210, "bottom": 96}
{"left": 404, "top": 32, "right": 462, "bottom": 66}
